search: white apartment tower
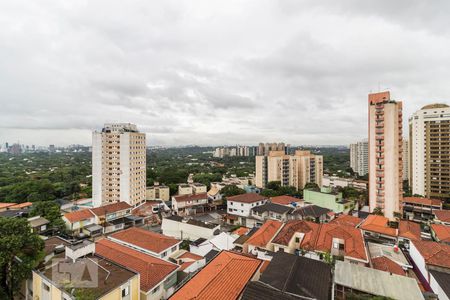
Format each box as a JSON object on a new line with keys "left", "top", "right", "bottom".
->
{"left": 350, "top": 139, "right": 368, "bottom": 176}
{"left": 409, "top": 104, "right": 450, "bottom": 198}
{"left": 92, "top": 123, "right": 147, "bottom": 208}
{"left": 368, "top": 92, "right": 403, "bottom": 220}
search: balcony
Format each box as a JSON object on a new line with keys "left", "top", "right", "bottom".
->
{"left": 376, "top": 129, "right": 384, "bottom": 134}
{"left": 376, "top": 135, "right": 384, "bottom": 140}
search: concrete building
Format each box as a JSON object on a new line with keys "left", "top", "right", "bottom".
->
{"left": 303, "top": 186, "right": 353, "bottom": 213}
{"left": 255, "top": 150, "right": 323, "bottom": 190}
{"left": 409, "top": 104, "right": 450, "bottom": 199}
{"left": 92, "top": 123, "right": 146, "bottom": 208}
{"left": 257, "top": 142, "right": 289, "bottom": 156}
{"left": 146, "top": 183, "right": 170, "bottom": 201}
{"left": 368, "top": 91, "right": 403, "bottom": 220}
{"left": 350, "top": 139, "right": 368, "bottom": 176}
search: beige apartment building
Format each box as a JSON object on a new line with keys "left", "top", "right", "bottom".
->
{"left": 368, "top": 92, "right": 403, "bottom": 220}
{"left": 255, "top": 150, "right": 323, "bottom": 190}
{"left": 92, "top": 123, "right": 147, "bottom": 208}
{"left": 409, "top": 104, "right": 450, "bottom": 199}
{"left": 146, "top": 182, "right": 170, "bottom": 201}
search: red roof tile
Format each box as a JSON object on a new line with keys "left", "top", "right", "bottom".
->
{"left": 330, "top": 214, "right": 363, "bottom": 227}
{"left": 170, "top": 251, "right": 261, "bottom": 300}
{"left": 413, "top": 240, "right": 450, "bottom": 269}
{"left": 96, "top": 239, "right": 178, "bottom": 292}
{"left": 64, "top": 209, "right": 94, "bottom": 223}
{"left": 371, "top": 256, "right": 406, "bottom": 276}
{"left": 431, "top": 224, "right": 450, "bottom": 243}
{"left": 271, "top": 220, "right": 320, "bottom": 249}
{"left": 434, "top": 210, "right": 450, "bottom": 223}
{"left": 245, "top": 220, "right": 283, "bottom": 248}
{"left": 398, "top": 221, "right": 421, "bottom": 241}
{"left": 227, "top": 193, "right": 267, "bottom": 204}
{"left": 179, "top": 261, "right": 195, "bottom": 271}
{"left": 173, "top": 193, "right": 208, "bottom": 203}
{"left": 9, "top": 202, "right": 33, "bottom": 209}
{"left": 110, "top": 227, "right": 179, "bottom": 254}
{"left": 270, "top": 195, "right": 301, "bottom": 206}
{"left": 232, "top": 227, "right": 250, "bottom": 236}
{"left": 179, "top": 252, "right": 203, "bottom": 261}
{"left": 403, "top": 197, "right": 442, "bottom": 207}
{"left": 90, "top": 201, "right": 131, "bottom": 216}
{"left": 359, "top": 215, "right": 397, "bottom": 237}
{"left": 0, "top": 203, "right": 16, "bottom": 209}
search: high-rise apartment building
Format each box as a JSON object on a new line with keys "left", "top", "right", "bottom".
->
{"left": 402, "top": 139, "right": 409, "bottom": 181}
{"left": 350, "top": 139, "right": 368, "bottom": 176}
{"left": 257, "top": 142, "right": 289, "bottom": 156}
{"left": 92, "top": 123, "right": 147, "bottom": 208}
{"left": 409, "top": 104, "right": 450, "bottom": 199}
{"left": 255, "top": 150, "right": 323, "bottom": 190}
{"left": 368, "top": 91, "right": 403, "bottom": 220}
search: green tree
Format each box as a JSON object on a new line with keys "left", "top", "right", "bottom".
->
{"left": 372, "top": 207, "right": 384, "bottom": 216}
{"left": 0, "top": 218, "right": 45, "bottom": 299}
{"left": 266, "top": 181, "right": 281, "bottom": 190}
{"left": 303, "top": 182, "right": 320, "bottom": 191}
{"left": 221, "top": 185, "right": 246, "bottom": 197}
{"left": 30, "top": 201, "right": 66, "bottom": 232}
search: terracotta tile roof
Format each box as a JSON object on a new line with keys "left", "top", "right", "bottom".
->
{"left": 259, "top": 260, "right": 271, "bottom": 273}
{"left": 270, "top": 195, "right": 301, "bottom": 206}
{"left": 96, "top": 239, "right": 178, "bottom": 292}
{"left": 131, "top": 201, "right": 160, "bottom": 217}
{"left": 63, "top": 209, "right": 94, "bottom": 223}
{"left": 9, "top": 202, "right": 33, "bottom": 209}
{"left": 371, "top": 256, "right": 406, "bottom": 276}
{"left": 431, "top": 224, "right": 450, "bottom": 243}
{"left": 315, "top": 223, "right": 368, "bottom": 261}
{"left": 170, "top": 251, "right": 261, "bottom": 300}
{"left": 434, "top": 210, "right": 450, "bottom": 223}
{"left": 109, "top": 227, "right": 179, "bottom": 254}
{"left": 180, "top": 261, "right": 195, "bottom": 271}
{"left": 413, "top": 240, "right": 450, "bottom": 269}
{"left": 245, "top": 220, "right": 283, "bottom": 248}
{"left": 179, "top": 252, "right": 203, "bottom": 261}
{"left": 227, "top": 193, "right": 267, "bottom": 204}
{"left": 330, "top": 214, "right": 363, "bottom": 227}
{"left": 0, "top": 203, "right": 16, "bottom": 209}
{"left": 90, "top": 201, "right": 131, "bottom": 216}
{"left": 398, "top": 221, "right": 421, "bottom": 241}
{"left": 403, "top": 197, "right": 442, "bottom": 207}
{"left": 271, "top": 220, "right": 320, "bottom": 249}
{"left": 173, "top": 193, "right": 208, "bottom": 203}
{"left": 359, "top": 215, "right": 397, "bottom": 237}
{"left": 232, "top": 227, "right": 250, "bottom": 236}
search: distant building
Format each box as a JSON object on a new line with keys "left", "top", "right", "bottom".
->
{"left": 92, "top": 123, "right": 146, "bottom": 207}
{"left": 9, "top": 143, "right": 22, "bottom": 155}
{"left": 303, "top": 186, "right": 353, "bottom": 213}
{"left": 409, "top": 104, "right": 450, "bottom": 199}
{"left": 255, "top": 150, "right": 323, "bottom": 190}
{"left": 350, "top": 139, "right": 368, "bottom": 176}
{"left": 368, "top": 91, "right": 403, "bottom": 220}
{"left": 48, "top": 144, "right": 55, "bottom": 153}
{"left": 257, "top": 142, "right": 289, "bottom": 156}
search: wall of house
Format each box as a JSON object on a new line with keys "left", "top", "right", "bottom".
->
{"left": 409, "top": 242, "right": 429, "bottom": 282}
{"left": 190, "top": 242, "right": 213, "bottom": 257}
{"left": 227, "top": 200, "right": 266, "bottom": 217}
{"left": 162, "top": 218, "right": 219, "bottom": 240}
{"left": 430, "top": 272, "right": 450, "bottom": 300}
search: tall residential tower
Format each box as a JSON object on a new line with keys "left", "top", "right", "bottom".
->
{"left": 368, "top": 92, "right": 403, "bottom": 219}
{"left": 350, "top": 139, "right": 368, "bottom": 176}
{"left": 409, "top": 104, "right": 450, "bottom": 199}
{"left": 92, "top": 123, "right": 147, "bottom": 208}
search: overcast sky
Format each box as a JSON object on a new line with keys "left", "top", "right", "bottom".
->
{"left": 1, "top": 1, "right": 450, "bottom": 147}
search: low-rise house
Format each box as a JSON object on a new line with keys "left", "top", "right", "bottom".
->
{"left": 334, "top": 261, "right": 424, "bottom": 300}
{"left": 398, "top": 220, "right": 422, "bottom": 243}
{"left": 271, "top": 220, "right": 368, "bottom": 265}
{"left": 368, "top": 242, "right": 412, "bottom": 276}
{"left": 207, "top": 186, "right": 222, "bottom": 208}
{"left": 28, "top": 216, "right": 50, "bottom": 235}
{"left": 359, "top": 215, "right": 398, "bottom": 243}
{"left": 131, "top": 200, "right": 169, "bottom": 225}
{"left": 63, "top": 209, "right": 97, "bottom": 238}
{"left": 434, "top": 210, "right": 450, "bottom": 226}
{"left": 171, "top": 250, "right": 206, "bottom": 274}
{"left": 0, "top": 202, "right": 17, "bottom": 212}
{"left": 322, "top": 175, "right": 368, "bottom": 191}
{"left": 108, "top": 227, "right": 181, "bottom": 260}
{"left": 226, "top": 193, "right": 268, "bottom": 226}
{"left": 244, "top": 220, "right": 283, "bottom": 255}
{"left": 290, "top": 205, "right": 333, "bottom": 223}
{"left": 431, "top": 223, "right": 450, "bottom": 244}
{"left": 171, "top": 193, "right": 208, "bottom": 216}
{"left": 90, "top": 201, "right": 142, "bottom": 234}
{"left": 170, "top": 251, "right": 262, "bottom": 300}
{"left": 177, "top": 183, "right": 207, "bottom": 195}
{"left": 402, "top": 197, "right": 443, "bottom": 222}
{"left": 33, "top": 252, "right": 140, "bottom": 300}
{"left": 303, "top": 186, "right": 353, "bottom": 213}
{"left": 146, "top": 183, "right": 170, "bottom": 201}
{"left": 161, "top": 215, "right": 220, "bottom": 240}
{"left": 329, "top": 214, "right": 363, "bottom": 227}
{"left": 248, "top": 202, "right": 293, "bottom": 226}
{"left": 241, "top": 251, "right": 332, "bottom": 300}
{"left": 408, "top": 240, "right": 450, "bottom": 300}
{"left": 270, "top": 195, "right": 304, "bottom": 207}
{"left": 96, "top": 239, "right": 179, "bottom": 300}
{"left": 9, "top": 202, "right": 33, "bottom": 210}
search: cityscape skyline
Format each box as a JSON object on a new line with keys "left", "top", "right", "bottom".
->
{"left": 1, "top": 1, "right": 450, "bottom": 146}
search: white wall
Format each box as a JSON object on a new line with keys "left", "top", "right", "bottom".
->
{"left": 227, "top": 200, "right": 266, "bottom": 217}
{"left": 162, "top": 218, "right": 219, "bottom": 241}
{"left": 430, "top": 272, "right": 450, "bottom": 300}
{"left": 409, "top": 242, "right": 428, "bottom": 282}
{"left": 92, "top": 132, "right": 103, "bottom": 208}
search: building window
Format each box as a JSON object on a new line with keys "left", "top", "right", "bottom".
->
{"left": 171, "top": 246, "right": 177, "bottom": 252}
{"left": 162, "top": 251, "right": 167, "bottom": 257}
{"left": 241, "top": 203, "right": 244, "bottom": 207}
{"left": 42, "top": 283, "right": 50, "bottom": 292}
{"left": 295, "top": 237, "right": 300, "bottom": 243}
{"left": 152, "top": 285, "right": 160, "bottom": 294}
{"left": 122, "top": 286, "right": 129, "bottom": 297}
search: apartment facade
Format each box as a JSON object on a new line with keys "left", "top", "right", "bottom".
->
{"left": 255, "top": 150, "right": 323, "bottom": 190}
{"left": 409, "top": 104, "right": 450, "bottom": 199}
{"left": 92, "top": 123, "right": 146, "bottom": 208}
{"left": 350, "top": 139, "right": 368, "bottom": 176}
{"left": 368, "top": 91, "right": 403, "bottom": 219}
